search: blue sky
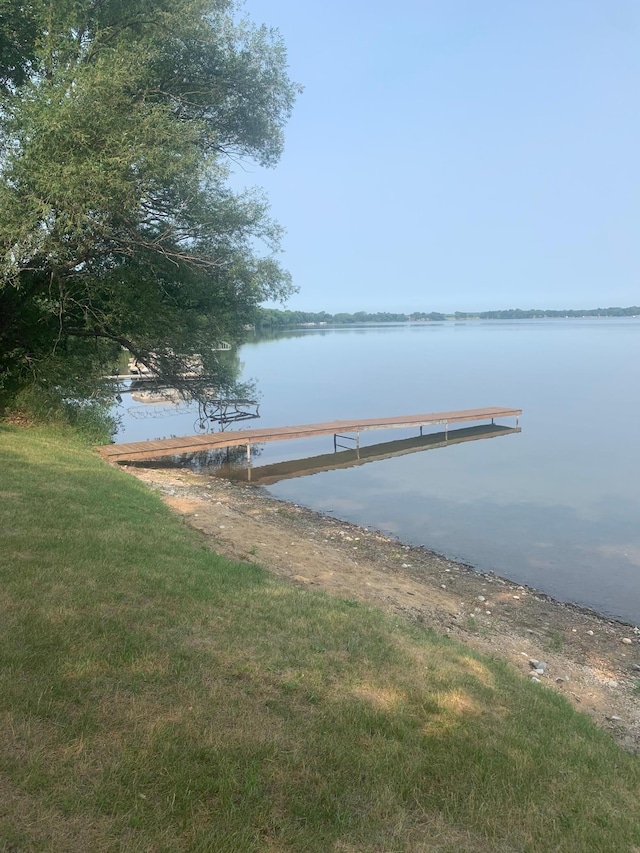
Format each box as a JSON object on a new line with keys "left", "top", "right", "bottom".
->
{"left": 237, "top": 1, "right": 640, "bottom": 313}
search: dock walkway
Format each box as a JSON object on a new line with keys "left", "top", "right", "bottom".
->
{"left": 99, "top": 406, "right": 521, "bottom": 464}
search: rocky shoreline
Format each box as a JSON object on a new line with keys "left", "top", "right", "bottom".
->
{"left": 123, "top": 463, "right": 640, "bottom": 753}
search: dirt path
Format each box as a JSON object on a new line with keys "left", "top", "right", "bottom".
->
{"left": 124, "top": 464, "right": 640, "bottom": 753}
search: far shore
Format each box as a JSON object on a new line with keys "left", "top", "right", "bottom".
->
{"left": 122, "top": 462, "right": 640, "bottom": 754}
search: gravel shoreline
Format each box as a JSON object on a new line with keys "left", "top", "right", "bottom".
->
{"left": 124, "top": 463, "right": 640, "bottom": 753}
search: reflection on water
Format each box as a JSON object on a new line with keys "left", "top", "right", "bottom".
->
{"left": 118, "top": 383, "right": 260, "bottom": 438}
{"left": 205, "top": 424, "right": 520, "bottom": 485}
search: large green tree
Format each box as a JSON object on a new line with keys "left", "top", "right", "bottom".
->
{"left": 0, "top": 0, "right": 299, "bottom": 409}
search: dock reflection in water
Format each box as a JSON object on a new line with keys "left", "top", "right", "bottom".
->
{"left": 205, "top": 423, "right": 521, "bottom": 485}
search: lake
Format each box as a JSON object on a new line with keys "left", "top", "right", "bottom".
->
{"left": 116, "top": 318, "right": 640, "bottom": 624}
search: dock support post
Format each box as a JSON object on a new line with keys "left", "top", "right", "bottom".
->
{"left": 516, "top": 414, "right": 519, "bottom": 427}
{"left": 333, "top": 433, "right": 337, "bottom": 452}
{"left": 420, "top": 425, "right": 423, "bottom": 436}
{"left": 445, "top": 422, "right": 448, "bottom": 441}
{"left": 246, "top": 443, "right": 251, "bottom": 466}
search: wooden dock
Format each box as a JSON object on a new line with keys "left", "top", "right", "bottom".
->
{"left": 99, "top": 406, "right": 521, "bottom": 464}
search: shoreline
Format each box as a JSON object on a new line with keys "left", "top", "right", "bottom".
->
{"left": 123, "top": 463, "right": 640, "bottom": 753}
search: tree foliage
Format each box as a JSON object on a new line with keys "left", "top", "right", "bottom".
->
{"left": 0, "top": 0, "right": 299, "bottom": 410}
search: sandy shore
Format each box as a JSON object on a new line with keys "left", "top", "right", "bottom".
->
{"left": 123, "top": 463, "right": 640, "bottom": 753}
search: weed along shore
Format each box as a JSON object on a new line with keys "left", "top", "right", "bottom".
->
{"left": 2, "top": 425, "right": 640, "bottom": 852}
{"left": 127, "top": 464, "right": 640, "bottom": 754}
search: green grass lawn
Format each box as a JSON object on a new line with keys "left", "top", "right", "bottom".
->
{"left": 1, "top": 423, "right": 639, "bottom": 852}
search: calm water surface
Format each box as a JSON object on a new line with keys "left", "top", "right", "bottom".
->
{"left": 116, "top": 318, "right": 640, "bottom": 623}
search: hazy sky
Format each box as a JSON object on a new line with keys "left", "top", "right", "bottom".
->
{"left": 237, "top": 1, "right": 640, "bottom": 313}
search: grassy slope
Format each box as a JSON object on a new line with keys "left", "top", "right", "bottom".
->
{"left": 0, "top": 424, "right": 638, "bottom": 853}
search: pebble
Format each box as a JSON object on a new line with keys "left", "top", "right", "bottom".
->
{"left": 477, "top": 595, "right": 486, "bottom": 602}
{"left": 531, "top": 676, "right": 541, "bottom": 683}
{"left": 586, "top": 630, "right": 594, "bottom": 636}
{"left": 630, "top": 663, "right": 640, "bottom": 672}
{"left": 606, "top": 715, "right": 622, "bottom": 722}
{"left": 529, "top": 659, "right": 548, "bottom": 671}
{"left": 621, "top": 637, "right": 633, "bottom": 645}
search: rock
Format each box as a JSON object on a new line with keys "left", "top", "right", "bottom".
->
{"left": 606, "top": 715, "right": 622, "bottom": 722}
{"left": 605, "top": 680, "right": 619, "bottom": 688}
{"left": 477, "top": 595, "right": 486, "bottom": 602}
{"left": 534, "top": 667, "right": 546, "bottom": 675}
{"left": 586, "top": 630, "right": 594, "bottom": 636}
{"left": 531, "top": 676, "right": 541, "bottom": 683}
{"left": 529, "top": 660, "right": 547, "bottom": 671}
{"left": 621, "top": 637, "right": 633, "bottom": 645}
{"left": 630, "top": 663, "right": 640, "bottom": 672}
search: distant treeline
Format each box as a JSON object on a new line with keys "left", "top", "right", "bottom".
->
{"left": 255, "top": 309, "right": 446, "bottom": 326}
{"left": 256, "top": 306, "right": 640, "bottom": 327}
{"left": 454, "top": 307, "right": 640, "bottom": 320}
